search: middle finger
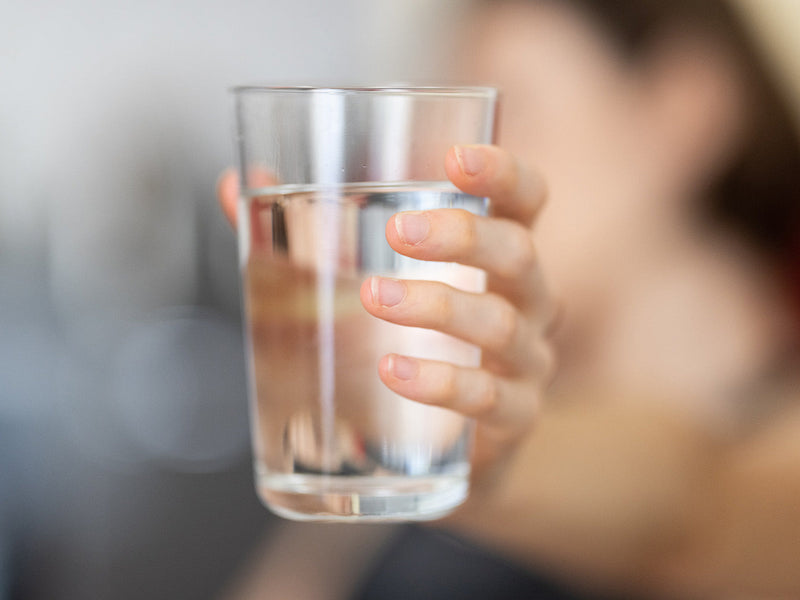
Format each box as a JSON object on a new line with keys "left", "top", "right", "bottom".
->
{"left": 386, "top": 208, "right": 547, "bottom": 309}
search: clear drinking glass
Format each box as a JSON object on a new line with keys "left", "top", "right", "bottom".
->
{"left": 232, "top": 86, "right": 498, "bottom": 521}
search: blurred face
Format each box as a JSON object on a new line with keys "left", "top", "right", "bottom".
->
{"left": 458, "top": 1, "right": 681, "bottom": 321}
{"left": 454, "top": 1, "right": 783, "bottom": 407}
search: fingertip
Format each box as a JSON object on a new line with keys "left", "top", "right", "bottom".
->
{"left": 454, "top": 145, "right": 489, "bottom": 176}
{"left": 447, "top": 145, "right": 546, "bottom": 225}
{"left": 445, "top": 144, "right": 493, "bottom": 193}
{"left": 216, "top": 168, "right": 239, "bottom": 227}
{"left": 444, "top": 145, "right": 462, "bottom": 183}
{"left": 376, "top": 354, "right": 395, "bottom": 385}
{"left": 384, "top": 354, "right": 419, "bottom": 381}
{"left": 216, "top": 168, "right": 238, "bottom": 199}
{"left": 378, "top": 354, "right": 423, "bottom": 397}
{"left": 377, "top": 353, "right": 394, "bottom": 382}
{"left": 359, "top": 277, "right": 376, "bottom": 309}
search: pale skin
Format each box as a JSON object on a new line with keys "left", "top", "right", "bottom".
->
{"left": 218, "top": 144, "right": 556, "bottom": 480}
{"left": 219, "top": 151, "right": 800, "bottom": 600}
{"left": 218, "top": 2, "right": 800, "bottom": 598}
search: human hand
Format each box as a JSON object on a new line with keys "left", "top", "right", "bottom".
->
{"left": 216, "top": 145, "right": 557, "bottom": 487}
{"left": 360, "top": 145, "right": 556, "bottom": 484}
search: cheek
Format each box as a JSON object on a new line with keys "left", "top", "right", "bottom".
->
{"left": 526, "top": 119, "right": 653, "bottom": 304}
{"left": 500, "top": 81, "right": 656, "bottom": 290}
{"left": 535, "top": 183, "right": 612, "bottom": 299}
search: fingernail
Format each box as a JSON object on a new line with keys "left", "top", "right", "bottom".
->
{"left": 370, "top": 277, "right": 406, "bottom": 307}
{"left": 395, "top": 212, "right": 430, "bottom": 245}
{"left": 455, "top": 145, "right": 486, "bottom": 176}
{"left": 389, "top": 355, "right": 418, "bottom": 380}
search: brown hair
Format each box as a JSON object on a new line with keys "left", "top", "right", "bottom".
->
{"left": 566, "top": 0, "right": 800, "bottom": 277}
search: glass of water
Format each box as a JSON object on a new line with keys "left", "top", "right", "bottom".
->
{"left": 232, "top": 86, "right": 498, "bottom": 521}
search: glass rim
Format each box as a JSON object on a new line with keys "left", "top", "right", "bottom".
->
{"left": 230, "top": 85, "right": 498, "bottom": 99}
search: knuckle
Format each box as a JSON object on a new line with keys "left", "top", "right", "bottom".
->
{"left": 432, "top": 363, "right": 460, "bottom": 404}
{"left": 500, "top": 227, "right": 536, "bottom": 278}
{"left": 497, "top": 151, "right": 521, "bottom": 198}
{"left": 429, "top": 284, "right": 455, "bottom": 328}
{"left": 452, "top": 209, "right": 479, "bottom": 256}
{"left": 471, "top": 375, "right": 501, "bottom": 418}
{"left": 522, "top": 162, "right": 548, "bottom": 209}
{"left": 489, "top": 299, "right": 518, "bottom": 352}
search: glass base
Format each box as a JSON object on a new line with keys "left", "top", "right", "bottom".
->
{"left": 256, "top": 472, "right": 469, "bottom": 522}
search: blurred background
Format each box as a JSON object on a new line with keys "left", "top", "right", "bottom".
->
{"left": 0, "top": 1, "right": 455, "bottom": 597}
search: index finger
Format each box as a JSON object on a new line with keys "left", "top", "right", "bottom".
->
{"left": 444, "top": 145, "right": 547, "bottom": 227}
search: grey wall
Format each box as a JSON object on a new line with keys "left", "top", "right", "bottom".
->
{"left": 0, "top": 1, "right": 450, "bottom": 597}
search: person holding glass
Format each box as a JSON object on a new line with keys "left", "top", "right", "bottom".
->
{"left": 217, "top": 0, "right": 800, "bottom": 598}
